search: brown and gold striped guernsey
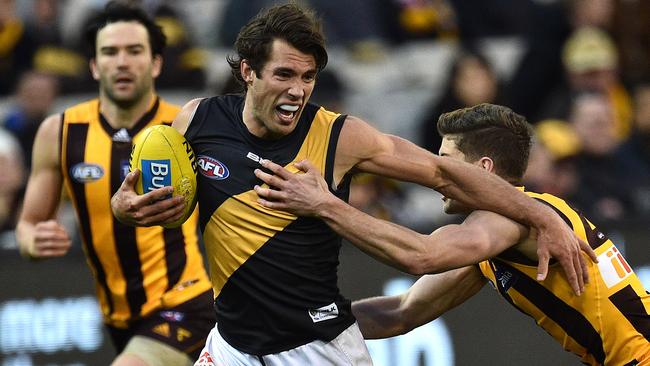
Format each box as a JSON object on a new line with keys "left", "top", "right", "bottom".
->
{"left": 60, "top": 98, "right": 212, "bottom": 328}
{"left": 479, "top": 190, "right": 650, "bottom": 365}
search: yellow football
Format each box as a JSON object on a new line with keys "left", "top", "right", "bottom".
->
{"left": 130, "top": 125, "right": 197, "bottom": 228}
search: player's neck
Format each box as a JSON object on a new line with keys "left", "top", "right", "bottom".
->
{"left": 99, "top": 91, "right": 156, "bottom": 130}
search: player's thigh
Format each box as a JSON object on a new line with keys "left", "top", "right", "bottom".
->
{"left": 113, "top": 335, "right": 193, "bottom": 366}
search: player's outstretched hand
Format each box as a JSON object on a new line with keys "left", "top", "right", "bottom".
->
{"left": 29, "top": 220, "right": 71, "bottom": 259}
{"left": 111, "top": 169, "right": 186, "bottom": 227}
{"left": 535, "top": 210, "right": 598, "bottom": 296}
{"left": 254, "top": 159, "right": 334, "bottom": 217}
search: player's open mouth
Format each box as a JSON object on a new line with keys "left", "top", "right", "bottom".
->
{"left": 276, "top": 104, "right": 299, "bottom": 123}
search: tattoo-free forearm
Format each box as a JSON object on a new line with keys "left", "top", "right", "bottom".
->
{"left": 353, "top": 295, "right": 406, "bottom": 339}
{"left": 318, "top": 195, "right": 436, "bottom": 274}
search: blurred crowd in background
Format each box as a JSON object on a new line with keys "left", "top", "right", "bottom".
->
{"left": 1, "top": 0, "right": 649, "bottom": 251}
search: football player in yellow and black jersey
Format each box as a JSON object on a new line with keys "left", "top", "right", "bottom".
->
{"left": 111, "top": 4, "right": 597, "bottom": 366}
{"left": 255, "top": 103, "right": 649, "bottom": 365}
{"left": 16, "top": 2, "right": 214, "bottom": 366}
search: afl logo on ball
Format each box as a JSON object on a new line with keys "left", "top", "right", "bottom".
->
{"left": 71, "top": 163, "right": 104, "bottom": 183}
{"left": 197, "top": 155, "right": 229, "bottom": 180}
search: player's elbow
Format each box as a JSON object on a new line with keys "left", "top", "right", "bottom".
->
{"left": 402, "top": 256, "right": 435, "bottom": 276}
{"left": 401, "top": 237, "right": 450, "bottom": 275}
{"left": 394, "top": 307, "right": 422, "bottom": 335}
{"left": 400, "top": 247, "right": 443, "bottom": 275}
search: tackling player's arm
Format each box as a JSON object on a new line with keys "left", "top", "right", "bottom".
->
{"left": 257, "top": 115, "right": 596, "bottom": 294}
{"left": 110, "top": 99, "right": 204, "bottom": 226}
{"left": 353, "top": 266, "right": 486, "bottom": 339}
{"left": 256, "top": 165, "right": 526, "bottom": 274}
{"left": 16, "top": 115, "right": 71, "bottom": 259}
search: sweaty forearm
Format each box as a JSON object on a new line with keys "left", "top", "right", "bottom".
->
{"left": 317, "top": 195, "right": 432, "bottom": 274}
{"left": 352, "top": 295, "right": 406, "bottom": 339}
{"left": 435, "top": 157, "right": 546, "bottom": 228}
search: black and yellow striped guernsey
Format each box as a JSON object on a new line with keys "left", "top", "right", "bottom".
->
{"left": 185, "top": 95, "right": 354, "bottom": 355}
{"left": 60, "top": 98, "right": 212, "bottom": 329}
{"left": 479, "top": 190, "right": 650, "bottom": 365}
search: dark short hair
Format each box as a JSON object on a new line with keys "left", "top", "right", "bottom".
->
{"left": 83, "top": 1, "right": 166, "bottom": 58}
{"left": 227, "top": 3, "right": 328, "bottom": 89}
{"left": 437, "top": 103, "right": 533, "bottom": 183}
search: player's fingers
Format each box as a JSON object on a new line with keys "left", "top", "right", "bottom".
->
{"left": 579, "top": 238, "right": 598, "bottom": 263}
{"left": 254, "top": 185, "right": 284, "bottom": 201}
{"left": 140, "top": 203, "right": 185, "bottom": 226}
{"left": 572, "top": 251, "right": 585, "bottom": 292}
{"left": 35, "top": 220, "right": 62, "bottom": 231}
{"left": 39, "top": 247, "right": 70, "bottom": 257}
{"left": 34, "top": 239, "right": 70, "bottom": 254}
{"left": 578, "top": 247, "right": 590, "bottom": 285}
{"left": 140, "top": 186, "right": 175, "bottom": 206}
{"left": 164, "top": 208, "right": 186, "bottom": 225}
{"left": 257, "top": 198, "right": 283, "bottom": 210}
{"left": 34, "top": 228, "right": 68, "bottom": 242}
{"left": 536, "top": 250, "right": 550, "bottom": 281}
{"left": 557, "top": 255, "right": 581, "bottom": 296}
{"left": 260, "top": 159, "right": 293, "bottom": 180}
{"left": 121, "top": 170, "right": 140, "bottom": 190}
{"left": 294, "top": 159, "right": 320, "bottom": 175}
{"left": 254, "top": 168, "right": 285, "bottom": 188}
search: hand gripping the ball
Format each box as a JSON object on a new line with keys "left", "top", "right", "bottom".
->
{"left": 112, "top": 169, "right": 187, "bottom": 227}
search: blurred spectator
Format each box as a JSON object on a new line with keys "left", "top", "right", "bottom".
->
{"left": 219, "top": 0, "right": 386, "bottom": 62}
{"left": 349, "top": 174, "right": 407, "bottom": 223}
{"left": 309, "top": 69, "right": 344, "bottom": 112}
{"left": 448, "top": 0, "right": 529, "bottom": 40}
{"left": 26, "top": 0, "right": 91, "bottom": 93}
{"left": 619, "top": 82, "right": 650, "bottom": 213}
{"left": 78, "top": 0, "right": 207, "bottom": 90}
{"left": 375, "top": 0, "right": 458, "bottom": 44}
{"left": 621, "top": 83, "right": 650, "bottom": 170}
{"left": 567, "top": 92, "right": 647, "bottom": 221}
{"left": 2, "top": 71, "right": 59, "bottom": 168}
{"left": 540, "top": 27, "right": 633, "bottom": 140}
{"left": 310, "top": 0, "right": 385, "bottom": 62}
{"left": 0, "top": 128, "right": 25, "bottom": 245}
{"left": 612, "top": 0, "right": 650, "bottom": 84}
{"left": 524, "top": 121, "right": 580, "bottom": 199}
{"left": 419, "top": 48, "right": 504, "bottom": 153}
{"left": 502, "top": 0, "right": 570, "bottom": 122}
{"left": 506, "top": 0, "right": 620, "bottom": 123}
{"left": 0, "top": 0, "right": 36, "bottom": 95}
{"left": 153, "top": 2, "right": 207, "bottom": 89}
{"left": 570, "top": 0, "right": 614, "bottom": 29}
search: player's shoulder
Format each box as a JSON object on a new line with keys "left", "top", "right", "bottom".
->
{"left": 172, "top": 98, "right": 208, "bottom": 135}
{"left": 39, "top": 113, "right": 63, "bottom": 139}
{"left": 63, "top": 98, "right": 99, "bottom": 120}
{"left": 524, "top": 189, "right": 574, "bottom": 213}
{"left": 158, "top": 98, "right": 182, "bottom": 116}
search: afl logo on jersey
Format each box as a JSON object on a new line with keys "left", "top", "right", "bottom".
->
{"left": 71, "top": 163, "right": 104, "bottom": 183}
{"left": 197, "top": 155, "right": 229, "bottom": 180}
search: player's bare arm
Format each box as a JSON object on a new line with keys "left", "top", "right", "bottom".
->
{"left": 258, "top": 115, "right": 596, "bottom": 294}
{"left": 110, "top": 99, "right": 204, "bottom": 226}
{"left": 255, "top": 162, "right": 525, "bottom": 274}
{"left": 353, "top": 266, "right": 485, "bottom": 339}
{"left": 16, "top": 115, "right": 71, "bottom": 259}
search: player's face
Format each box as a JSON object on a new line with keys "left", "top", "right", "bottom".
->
{"left": 439, "top": 135, "right": 473, "bottom": 214}
{"left": 243, "top": 39, "right": 317, "bottom": 139}
{"left": 91, "top": 21, "right": 161, "bottom": 109}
